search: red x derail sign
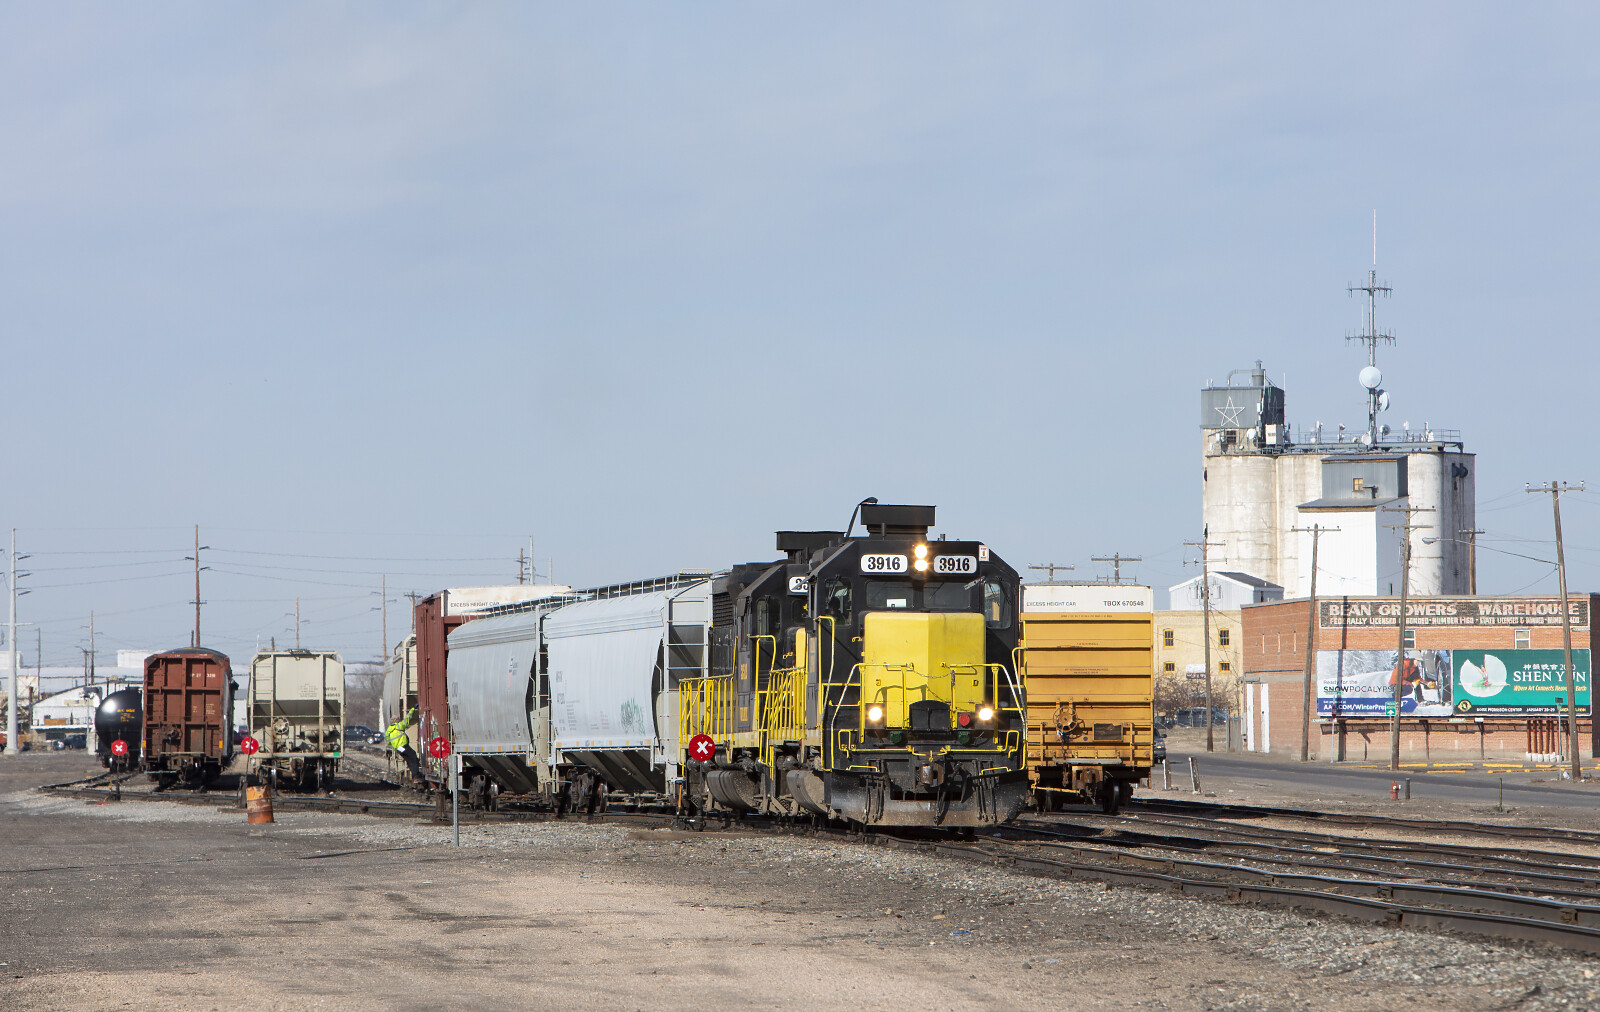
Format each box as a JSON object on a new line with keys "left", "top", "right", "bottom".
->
{"left": 110, "top": 739, "right": 128, "bottom": 757}
{"left": 239, "top": 736, "right": 260, "bottom": 755}
{"left": 687, "top": 734, "right": 715, "bottom": 762}
{"left": 428, "top": 736, "right": 451, "bottom": 759}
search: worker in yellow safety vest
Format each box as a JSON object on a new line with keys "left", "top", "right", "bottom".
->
{"left": 386, "top": 708, "right": 422, "bottom": 782}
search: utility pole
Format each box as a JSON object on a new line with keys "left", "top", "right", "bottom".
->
{"left": 1383, "top": 504, "right": 1434, "bottom": 771}
{"left": 1185, "top": 528, "right": 1227, "bottom": 752}
{"left": 1291, "top": 524, "right": 1338, "bottom": 762}
{"left": 381, "top": 575, "right": 388, "bottom": 665}
{"left": 518, "top": 548, "right": 526, "bottom": 585}
{"left": 1529, "top": 481, "right": 1585, "bottom": 780}
{"left": 295, "top": 597, "right": 301, "bottom": 650}
{"left": 1092, "top": 554, "right": 1142, "bottom": 585}
{"left": 7, "top": 529, "right": 21, "bottom": 755}
{"left": 85, "top": 611, "right": 98, "bottom": 756}
{"left": 1028, "top": 563, "right": 1075, "bottom": 583}
{"left": 186, "top": 525, "right": 208, "bottom": 648}
{"left": 1458, "top": 528, "right": 1485, "bottom": 596}
{"left": 407, "top": 591, "right": 420, "bottom": 633}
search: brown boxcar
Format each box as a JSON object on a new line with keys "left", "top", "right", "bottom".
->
{"left": 143, "top": 647, "right": 235, "bottom": 783}
{"left": 414, "top": 593, "right": 469, "bottom": 783}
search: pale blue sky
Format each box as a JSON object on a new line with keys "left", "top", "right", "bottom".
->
{"left": 4, "top": 4, "right": 1599, "bottom": 666}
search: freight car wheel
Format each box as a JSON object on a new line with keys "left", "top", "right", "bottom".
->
{"left": 1098, "top": 781, "right": 1122, "bottom": 815}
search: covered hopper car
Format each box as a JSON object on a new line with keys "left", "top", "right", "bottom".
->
{"left": 248, "top": 650, "right": 345, "bottom": 791}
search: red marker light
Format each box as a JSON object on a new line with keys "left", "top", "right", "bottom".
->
{"left": 957, "top": 712, "right": 972, "bottom": 728}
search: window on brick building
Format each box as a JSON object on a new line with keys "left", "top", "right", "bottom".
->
{"left": 1163, "top": 662, "right": 1175, "bottom": 673}
{"left": 1403, "top": 629, "right": 1415, "bottom": 649}
{"left": 1218, "top": 628, "right": 1230, "bottom": 647}
{"left": 1515, "top": 629, "right": 1530, "bottom": 649}
{"left": 1163, "top": 629, "right": 1174, "bottom": 648}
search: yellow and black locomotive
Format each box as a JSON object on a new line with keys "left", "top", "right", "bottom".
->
{"left": 680, "top": 503, "right": 1029, "bottom": 828}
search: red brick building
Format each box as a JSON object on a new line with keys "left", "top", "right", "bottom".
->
{"left": 1240, "top": 595, "right": 1596, "bottom": 762}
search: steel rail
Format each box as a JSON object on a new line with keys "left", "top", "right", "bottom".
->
{"left": 998, "top": 819, "right": 1600, "bottom": 909}
{"left": 983, "top": 836, "right": 1600, "bottom": 930}
{"left": 1127, "top": 796, "right": 1600, "bottom": 846}
{"left": 1026, "top": 811, "right": 1600, "bottom": 873}
{"left": 1006, "top": 821, "right": 1600, "bottom": 900}
{"left": 870, "top": 835, "right": 1600, "bottom": 955}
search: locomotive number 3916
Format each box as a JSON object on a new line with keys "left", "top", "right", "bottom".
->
{"left": 859, "top": 554, "right": 907, "bottom": 574}
{"left": 933, "top": 555, "right": 977, "bottom": 574}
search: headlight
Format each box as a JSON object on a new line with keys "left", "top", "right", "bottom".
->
{"left": 866, "top": 705, "right": 884, "bottom": 723}
{"left": 913, "top": 544, "right": 929, "bottom": 559}
{"left": 913, "top": 559, "right": 929, "bottom": 572}
{"left": 977, "top": 705, "right": 995, "bottom": 722}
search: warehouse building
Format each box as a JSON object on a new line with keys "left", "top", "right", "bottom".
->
{"left": 1240, "top": 594, "right": 1594, "bottom": 761}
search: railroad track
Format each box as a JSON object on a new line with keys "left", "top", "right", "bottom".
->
{"left": 1127, "top": 795, "right": 1600, "bottom": 846}
{"left": 37, "top": 780, "right": 1600, "bottom": 955}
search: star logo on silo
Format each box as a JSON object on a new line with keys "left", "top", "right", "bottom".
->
{"left": 1216, "top": 397, "right": 1245, "bottom": 427}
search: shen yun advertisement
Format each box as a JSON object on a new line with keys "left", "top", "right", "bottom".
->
{"left": 1317, "top": 648, "right": 1592, "bottom": 717}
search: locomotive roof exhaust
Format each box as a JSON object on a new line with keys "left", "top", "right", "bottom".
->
{"left": 859, "top": 503, "right": 935, "bottom": 539}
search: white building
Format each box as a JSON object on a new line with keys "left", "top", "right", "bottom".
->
{"left": 1168, "top": 571, "right": 1284, "bottom": 612}
{"left": 1199, "top": 363, "right": 1475, "bottom": 597}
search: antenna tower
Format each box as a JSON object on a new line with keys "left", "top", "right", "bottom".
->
{"left": 1346, "top": 211, "right": 1394, "bottom": 448}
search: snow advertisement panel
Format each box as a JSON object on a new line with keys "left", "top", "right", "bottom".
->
{"left": 1451, "top": 649, "right": 1591, "bottom": 716}
{"left": 1316, "top": 649, "right": 1454, "bottom": 717}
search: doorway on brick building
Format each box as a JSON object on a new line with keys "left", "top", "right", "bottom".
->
{"left": 1243, "top": 682, "right": 1269, "bottom": 753}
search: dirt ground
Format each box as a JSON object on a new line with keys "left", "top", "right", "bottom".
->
{"left": 3, "top": 752, "right": 1599, "bottom": 1011}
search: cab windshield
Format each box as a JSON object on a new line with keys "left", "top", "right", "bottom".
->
{"left": 864, "top": 579, "right": 975, "bottom": 612}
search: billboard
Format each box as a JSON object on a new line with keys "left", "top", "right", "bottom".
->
{"left": 1450, "top": 649, "right": 1590, "bottom": 716}
{"left": 1317, "top": 649, "right": 1454, "bottom": 717}
{"left": 1317, "top": 648, "right": 1592, "bottom": 717}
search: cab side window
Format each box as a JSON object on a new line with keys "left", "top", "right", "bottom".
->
{"left": 982, "top": 581, "right": 1012, "bottom": 629}
{"left": 822, "top": 578, "right": 852, "bottom": 622}
{"left": 755, "top": 597, "right": 778, "bottom": 638}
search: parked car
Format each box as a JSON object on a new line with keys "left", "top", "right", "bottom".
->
{"left": 1153, "top": 729, "right": 1168, "bottom": 763}
{"left": 343, "top": 724, "right": 377, "bottom": 746}
{"left": 1173, "top": 707, "right": 1230, "bottom": 727}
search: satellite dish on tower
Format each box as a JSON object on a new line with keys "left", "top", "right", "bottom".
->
{"left": 1379, "top": 424, "right": 1391, "bottom": 437}
{"left": 1359, "top": 366, "right": 1383, "bottom": 390}
{"left": 1377, "top": 391, "right": 1391, "bottom": 411}
{"left": 1357, "top": 432, "right": 1373, "bottom": 446}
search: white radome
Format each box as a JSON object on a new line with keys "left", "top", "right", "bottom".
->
{"left": 1359, "top": 365, "right": 1383, "bottom": 390}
